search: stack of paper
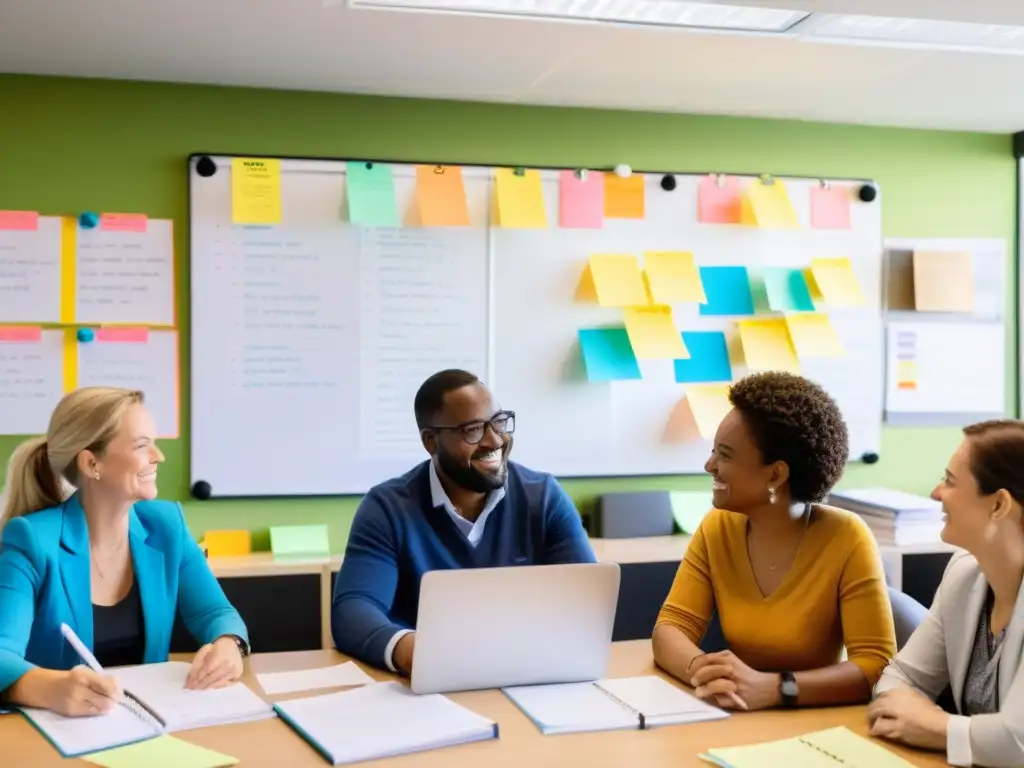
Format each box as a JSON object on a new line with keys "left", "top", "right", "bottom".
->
{"left": 700, "top": 726, "right": 916, "bottom": 767}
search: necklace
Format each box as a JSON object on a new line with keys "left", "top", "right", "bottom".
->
{"left": 90, "top": 538, "right": 127, "bottom": 580}
{"left": 768, "top": 505, "right": 812, "bottom": 571}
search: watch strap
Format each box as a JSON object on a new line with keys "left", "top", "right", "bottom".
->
{"left": 779, "top": 670, "right": 798, "bottom": 708}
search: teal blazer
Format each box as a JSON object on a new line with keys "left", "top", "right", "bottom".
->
{"left": 0, "top": 494, "right": 248, "bottom": 694}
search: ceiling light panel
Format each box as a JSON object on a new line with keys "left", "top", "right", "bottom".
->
{"left": 806, "top": 14, "right": 1024, "bottom": 53}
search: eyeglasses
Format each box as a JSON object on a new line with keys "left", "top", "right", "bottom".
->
{"left": 430, "top": 411, "right": 516, "bottom": 445}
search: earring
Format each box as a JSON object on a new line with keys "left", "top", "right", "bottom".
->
{"left": 94, "top": 473, "right": 100, "bottom": 481}
{"left": 768, "top": 486, "right": 777, "bottom": 504}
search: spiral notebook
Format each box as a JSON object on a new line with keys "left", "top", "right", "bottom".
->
{"left": 503, "top": 675, "right": 728, "bottom": 735}
{"left": 699, "top": 726, "right": 917, "bottom": 768}
{"left": 20, "top": 662, "right": 275, "bottom": 758}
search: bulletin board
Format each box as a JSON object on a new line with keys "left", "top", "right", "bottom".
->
{"left": 188, "top": 155, "right": 884, "bottom": 498}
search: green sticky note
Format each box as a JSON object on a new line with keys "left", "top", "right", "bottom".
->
{"left": 761, "top": 267, "right": 815, "bottom": 312}
{"left": 346, "top": 161, "right": 400, "bottom": 227}
{"left": 668, "top": 491, "right": 712, "bottom": 534}
{"left": 83, "top": 735, "right": 238, "bottom": 768}
{"left": 270, "top": 524, "right": 330, "bottom": 559}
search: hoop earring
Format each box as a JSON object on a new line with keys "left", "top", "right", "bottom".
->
{"left": 768, "top": 486, "right": 777, "bottom": 505}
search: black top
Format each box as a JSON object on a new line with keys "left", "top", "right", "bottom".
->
{"left": 93, "top": 580, "right": 145, "bottom": 668}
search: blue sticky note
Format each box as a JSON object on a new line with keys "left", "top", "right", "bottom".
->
{"left": 346, "top": 161, "right": 400, "bottom": 227}
{"left": 674, "top": 331, "right": 733, "bottom": 383}
{"left": 578, "top": 328, "right": 642, "bottom": 382}
{"left": 761, "top": 267, "right": 815, "bottom": 312}
{"left": 698, "top": 266, "right": 755, "bottom": 316}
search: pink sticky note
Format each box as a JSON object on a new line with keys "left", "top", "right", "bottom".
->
{"left": 96, "top": 327, "right": 150, "bottom": 343}
{"left": 559, "top": 171, "right": 604, "bottom": 229}
{"left": 0, "top": 326, "right": 43, "bottom": 342}
{"left": 0, "top": 210, "right": 40, "bottom": 231}
{"left": 698, "top": 176, "right": 742, "bottom": 224}
{"left": 810, "top": 185, "right": 852, "bottom": 229}
{"left": 100, "top": 213, "right": 149, "bottom": 233}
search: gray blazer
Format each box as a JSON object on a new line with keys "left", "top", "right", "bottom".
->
{"left": 874, "top": 551, "right": 1024, "bottom": 768}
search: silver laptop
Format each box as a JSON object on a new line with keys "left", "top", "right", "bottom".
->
{"left": 409, "top": 562, "right": 621, "bottom": 695}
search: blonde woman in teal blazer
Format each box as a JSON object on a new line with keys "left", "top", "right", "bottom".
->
{"left": 0, "top": 388, "right": 249, "bottom": 717}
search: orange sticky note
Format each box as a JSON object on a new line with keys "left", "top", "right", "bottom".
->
{"left": 912, "top": 251, "right": 973, "bottom": 312}
{"left": 415, "top": 165, "right": 470, "bottom": 227}
{"left": 100, "top": 213, "right": 149, "bottom": 233}
{"left": 0, "top": 210, "right": 39, "bottom": 231}
{"left": 559, "top": 171, "right": 604, "bottom": 228}
{"left": 575, "top": 254, "right": 649, "bottom": 307}
{"left": 643, "top": 252, "right": 707, "bottom": 304}
{"left": 698, "top": 176, "right": 742, "bottom": 224}
{"left": 494, "top": 168, "right": 547, "bottom": 228}
{"left": 604, "top": 175, "right": 645, "bottom": 219}
{"left": 0, "top": 325, "right": 43, "bottom": 342}
{"left": 741, "top": 179, "right": 798, "bottom": 229}
{"left": 684, "top": 384, "right": 733, "bottom": 440}
{"left": 204, "top": 530, "right": 252, "bottom": 557}
{"left": 784, "top": 313, "right": 845, "bottom": 359}
{"left": 738, "top": 318, "right": 800, "bottom": 372}
{"left": 810, "top": 185, "right": 852, "bottom": 230}
{"left": 623, "top": 305, "right": 689, "bottom": 360}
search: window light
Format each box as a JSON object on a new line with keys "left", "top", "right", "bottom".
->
{"left": 339, "top": 0, "right": 810, "bottom": 34}
{"left": 804, "top": 14, "right": 1024, "bottom": 54}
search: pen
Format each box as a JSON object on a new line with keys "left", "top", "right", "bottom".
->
{"left": 59, "top": 623, "right": 106, "bottom": 676}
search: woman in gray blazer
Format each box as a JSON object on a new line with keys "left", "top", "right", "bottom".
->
{"left": 869, "top": 420, "right": 1024, "bottom": 768}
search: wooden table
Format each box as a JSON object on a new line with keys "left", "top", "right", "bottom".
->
{"left": 1, "top": 640, "right": 947, "bottom": 767}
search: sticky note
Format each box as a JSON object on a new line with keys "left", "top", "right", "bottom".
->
{"left": 741, "top": 179, "right": 798, "bottom": 229}
{"left": 578, "top": 327, "right": 642, "bottom": 382}
{"left": 576, "top": 254, "right": 649, "bottom": 307}
{"left": 99, "top": 213, "right": 148, "bottom": 233}
{"left": 810, "top": 185, "right": 852, "bottom": 229}
{"left": 785, "top": 313, "right": 845, "bottom": 358}
{"left": 643, "top": 252, "right": 707, "bottom": 304}
{"left": 346, "top": 162, "right": 400, "bottom": 227}
{"left": 738, "top": 319, "right": 800, "bottom": 372}
{"left": 684, "top": 384, "right": 733, "bottom": 440}
{"left": 669, "top": 491, "right": 713, "bottom": 534}
{"left": 559, "top": 170, "right": 604, "bottom": 228}
{"left": 0, "top": 210, "right": 40, "bottom": 231}
{"left": 415, "top": 165, "right": 470, "bottom": 226}
{"left": 95, "top": 327, "right": 149, "bottom": 343}
{"left": 697, "top": 176, "right": 742, "bottom": 224}
{"left": 203, "top": 529, "right": 252, "bottom": 558}
{"left": 674, "top": 331, "right": 732, "bottom": 383}
{"left": 623, "top": 306, "right": 689, "bottom": 359}
{"left": 803, "top": 268, "right": 825, "bottom": 304}
{"left": 809, "top": 257, "right": 866, "bottom": 307}
{"left": 604, "top": 174, "right": 645, "bottom": 219}
{"left": 0, "top": 326, "right": 43, "bottom": 342}
{"left": 912, "top": 250, "right": 973, "bottom": 312}
{"left": 761, "top": 267, "right": 815, "bottom": 312}
{"left": 697, "top": 266, "right": 755, "bottom": 316}
{"left": 83, "top": 735, "right": 238, "bottom": 768}
{"left": 270, "top": 524, "right": 330, "bottom": 559}
{"left": 231, "top": 158, "right": 282, "bottom": 225}
{"left": 494, "top": 168, "right": 547, "bottom": 228}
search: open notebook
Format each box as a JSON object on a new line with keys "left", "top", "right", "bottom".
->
{"left": 503, "top": 675, "right": 728, "bottom": 735}
{"left": 700, "top": 726, "right": 917, "bottom": 768}
{"left": 273, "top": 681, "right": 498, "bottom": 765}
{"left": 21, "top": 661, "right": 274, "bottom": 758}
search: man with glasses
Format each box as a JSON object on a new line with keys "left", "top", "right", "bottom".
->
{"left": 331, "top": 369, "right": 596, "bottom": 673}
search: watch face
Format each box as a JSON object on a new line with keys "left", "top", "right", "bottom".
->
{"left": 782, "top": 680, "right": 799, "bottom": 696}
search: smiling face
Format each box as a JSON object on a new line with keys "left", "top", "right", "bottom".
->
{"left": 932, "top": 438, "right": 1007, "bottom": 551}
{"left": 704, "top": 407, "right": 787, "bottom": 513}
{"left": 80, "top": 403, "right": 165, "bottom": 503}
{"left": 423, "top": 383, "right": 512, "bottom": 494}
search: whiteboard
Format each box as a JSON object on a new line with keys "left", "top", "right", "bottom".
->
{"left": 189, "top": 156, "right": 884, "bottom": 498}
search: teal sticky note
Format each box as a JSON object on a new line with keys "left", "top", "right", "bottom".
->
{"left": 578, "top": 327, "right": 642, "bottom": 382}
{"left": 761, "top": 267, "right": 815, "bottom": 312}
{"left": 346, "top": 161, "right": 400, "bottom": 227}
{"left": 674, "top": 331, "right": 732, "bottom": 383}
{"left": 269, "top": 524, "right": 330, "bottom": 559}
{"left": 697, "top": 266, "right": 755, "bottom": 316}
{"left": 669, "top": 491, "right": 713, "bottom": 534}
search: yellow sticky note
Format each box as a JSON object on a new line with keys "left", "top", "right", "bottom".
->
{"left": 802, "top": 268, "right": 825, "bottom": 304}
{"left": 576, "top": 254, "right": 649, "bottom": 307}
{"left": 685, "top": 384, "right": 733, "bottom": 440}
{"left": 741, "top": 179, "right": 798, "bottom": 229}
{"left": 643, "top": 252, "right": 707, "bottom": 304}
{"left": 738, "top": 318, "right": 800, "bottom": 372}
{"left": 784, "top": 313, "right": 845, "bottom": 358}
{"left": 623, "top": 305, "right": 689, "bottom": 359}
{"left": 494, "top": 168, "right": 547, "bottom": 228}
{"left": 604, "top": 175, "right": 645, "bottom": 219}
{"left": 83, "top": 735, "right": 238, "bottom": 768}
{"left": 231, "top": 158, "right": 282, "bottom": 224}
{"left": 203, "top": 529, "right": 252, "bottom": 558}
{"left": 809, "top": 257, "right": 866, "bottom": 307}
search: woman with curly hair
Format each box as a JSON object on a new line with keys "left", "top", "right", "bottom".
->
{"left": 652, "top": 371, "right": 897, "bottom": 711}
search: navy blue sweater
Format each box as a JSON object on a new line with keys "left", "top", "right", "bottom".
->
{"left": 330, "top": 460, "right": 596, "bottom": 669}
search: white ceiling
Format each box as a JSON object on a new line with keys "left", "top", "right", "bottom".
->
{"left": 3, "top": 0, "right": 1024, "bottom": 132}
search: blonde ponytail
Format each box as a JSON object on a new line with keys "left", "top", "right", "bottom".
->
{"left": 1, "top": 436, "right": 65, "bottom": 525}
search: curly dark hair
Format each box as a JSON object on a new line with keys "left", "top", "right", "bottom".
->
{"left": 728, "top": 371, "right": 849, "bottom": 504}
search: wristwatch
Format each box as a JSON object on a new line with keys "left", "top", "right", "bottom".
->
{"left": 226, "top": 635, "right": 251, "bottom": 657}
{"left": 779, "top": 671, "right": 798, "bottom": 708}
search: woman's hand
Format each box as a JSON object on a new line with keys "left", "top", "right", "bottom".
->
{"left": 688, "top": 650, "right": 779, "bottom": 711}
{"left": 46, "top": 665, "right": 122, "bottom": 717}
{"left": 867, "top": 687, "right": 949, "bottom": 751}
{"left": 185, "top": 636, "right": 244, "bottom": 690}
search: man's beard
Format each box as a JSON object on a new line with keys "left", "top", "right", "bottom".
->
{"left": 436, "top": 445, "right": 507, "bottom": 493}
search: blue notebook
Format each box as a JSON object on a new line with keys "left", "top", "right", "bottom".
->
{"left": 274, "top": 681, "right": 498, "bottom": 765}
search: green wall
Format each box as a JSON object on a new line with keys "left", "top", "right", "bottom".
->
{"left": 0, "top": 74, "right": 1016, "bottom": 553}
